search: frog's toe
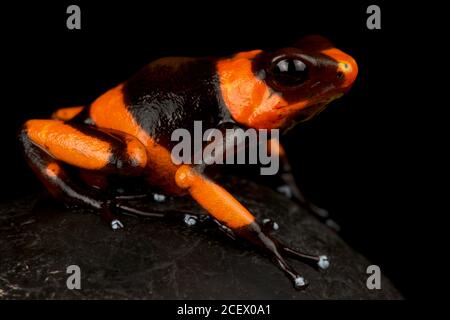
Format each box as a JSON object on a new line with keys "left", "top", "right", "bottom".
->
{"left": 307, "top": 205, "right": 341, "bottom": 232}
{"left": 153, "top": 193, "right": 166, "bottom": 202}
{"left": 293, "top": 276, "right": 309, "bottom": 290}
{"left": 277, "top": 185, "right": 293, "bottom": 198}
{"left": 276, "top": 240, "right": 330, "bottom": 270}
{"left": 183, "top": 214, "right": 198, "bottom": 226}
{"left": 111, "top": 219, "right": 124, "bottom": 230}
{"left": 325, "top": 219, "right": 341, "bottom": 232}
{"left": 262, "top": 218, "right": 279, "bottom": 231}
{"left": 317, "top": 255, "right": 330, "bottom": 270}
{"left": 310, "top": 204, "right": 329, "bottom": 218}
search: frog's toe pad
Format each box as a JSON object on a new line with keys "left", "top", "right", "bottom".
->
{"left": 325, "top": 219, "right": 341, "bottom": 232}
{"left": 153, "top": 193, "right": 166, "bottom": 202}
{"left": 276, "top": 185, "right": 293, "bottom": 198}
{"left": 262, "top": 218, "right": 279, "bottom": 231}
{"left": 294, "top": 276, "right": 308, "bottom": 289}
{"left": 111, "top": 219, "right": 124, "bottom": 230}
{"left": 183, "top": 214, "right": 197, "bottom": 226}
{"left": 317, "top": 255, "right": 330, "bottom": 270}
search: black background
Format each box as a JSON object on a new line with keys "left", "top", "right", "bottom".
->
{"left": 1, "top": 1, "right": 429, "bottom": 299}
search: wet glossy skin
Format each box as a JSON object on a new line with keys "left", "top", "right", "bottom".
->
{"left": 19, "top": 35, "right": 357, "bottom": 289}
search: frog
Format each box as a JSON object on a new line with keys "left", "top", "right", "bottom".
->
{"left": 19, "top": 35, "right": 358, "bottom": 289}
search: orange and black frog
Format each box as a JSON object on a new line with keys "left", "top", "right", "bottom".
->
{"left": 19, "top": 35, "right": 357, "bottom": 289}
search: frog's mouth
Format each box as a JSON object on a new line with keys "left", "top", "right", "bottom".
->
{"left": 283, "top": 95, "right": 342, "bottom": 133}
{"left": 295, "top": 100, "right": 331, "bottom": 122}
{"left": 302, "top": 92, "right": 344, "bottom": 119}
{"left": 282, "top": 103, "right": 325, "bottom": 133}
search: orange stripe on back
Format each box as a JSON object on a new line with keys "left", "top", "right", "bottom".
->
{"left": 216, "top": 50, "right": 289, "bottom": 129}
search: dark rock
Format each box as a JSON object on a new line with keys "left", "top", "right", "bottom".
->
{"left": 0, "top": 177, "right": 402, "bottom": 299}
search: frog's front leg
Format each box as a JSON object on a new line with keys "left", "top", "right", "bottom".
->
{"left": 175, "top": 164, "right": 329, "bottom": 289}
{"left": 269, "top": 138, "right": 340, "bottom": 231}
{"left": 19, "top": 119, "right": 148, "bottom": 229}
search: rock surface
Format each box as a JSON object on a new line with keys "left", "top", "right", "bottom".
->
{"left": 0, "top": 177, "right": 402, "bottom": 299}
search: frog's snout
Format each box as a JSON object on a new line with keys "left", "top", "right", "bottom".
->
{"left": 337, "top": 56, "right": 358, "bottom": 90}
{"left": 321, "top": 48, "right": 358, "bottom": 90}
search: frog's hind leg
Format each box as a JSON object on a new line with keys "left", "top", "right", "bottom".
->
{"left": 174, "top": 164, "right": 329, "bottom": 289}
{"left": 19, "top": 133, "right": 122, "bottom": 229}
{"left": 268, "top": 138, "right": 340, "bottom": 231}
{"left": 19, "top": 119, "right": 148, "bottom": 229}
{"left": 218, "top": 219, "right": 329, "bottom": 288}
{"left": 51, "top": 106, "right": 85, "bottom": 121}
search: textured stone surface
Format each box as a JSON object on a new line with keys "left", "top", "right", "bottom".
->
{"left": 0, "top": 177, "right": 402, "bottom": 299}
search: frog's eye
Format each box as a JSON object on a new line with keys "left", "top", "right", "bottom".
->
{"left": 270, "top": 58, "right": 308, "bottom": 87}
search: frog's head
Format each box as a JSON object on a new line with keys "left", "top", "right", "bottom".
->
{"left": 217, "top": 35, "right": 358, "bottom": 130}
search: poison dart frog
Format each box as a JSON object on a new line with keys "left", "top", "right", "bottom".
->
{"left": 19, "top": 35, "right": 357, "bottom": 289}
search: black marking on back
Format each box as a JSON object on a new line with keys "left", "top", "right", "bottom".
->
{"left": 122, "top": 57, "right": 233, "bottom": 150}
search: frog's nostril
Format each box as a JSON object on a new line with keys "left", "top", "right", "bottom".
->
{"left": 337, "top": 58, "right": 358, "bottom": 88}
{"left": 320, "top": 47, "right": 358, "bottom": 89}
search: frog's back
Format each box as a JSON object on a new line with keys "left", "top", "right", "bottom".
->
{"left": 122, "top": 57, "right": 230, "bottom": 148}
{"left": 83, "top": 56, "right": 231, "bottom": 193}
